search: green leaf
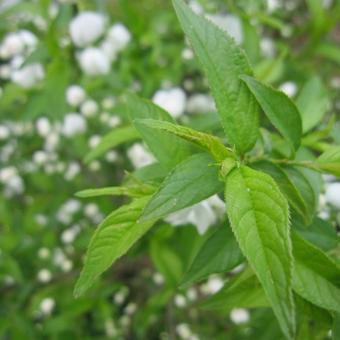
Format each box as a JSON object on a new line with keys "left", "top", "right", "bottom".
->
{"left": 241, "top": 75, "right": 302, "bottom": 153}
{"left": 315, "top": 146, "right": 340, "bottom": 177}
{"left": 333, "top": 313, "right": 340, "bottom": 340}
{"left": 202, "top": 269, "right": 269, "bottom": 311}
{"left": 252, "top": 160, "right": 310, "bottom": 224}
{"left": 225, "top": 166, "right": 295, "bottom": 338}
{"left": 124, "top": 93, "right": 191, "bottom": 169}
{"left": 291, "top": 232, "right": 340, "bottom": 313}
{"left": 140, "top": 153, "right": 222, "bottom": 222}
{"left": 84, "top": 126, "right": 140, "bottom": 163}
{"left": 180, "top": 224, "right": 244, "bottom": 288}
{"left": 135, "top": 119, "right": 232, "bottom": 162}
{"left": 75, "top": 184, "right": 154, "bottom": 198}
{"left": 284, "top": 166, "right": 317, "bottom": 223}
{"left": 173, "top": 0, "right": 259, "bottom": 154}
{"left": 74, "top": 197, "right": 155, "bottom": 297}
{"left": 296, "top": 76, "right": 330, "bottom": 133}
{"left": 293, "top": 216, "right": 337, "bottom": 251}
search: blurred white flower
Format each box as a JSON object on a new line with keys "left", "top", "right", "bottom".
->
{"left": 0, "top": 125, "right": 10, "bottom": 140}
{"left": 200, "top": 276, "right": 224, "bottom": 295}
{"left": 114, "top": 288, "right": 128, "bottom": 305}
{"left": 186, "top": 94, "right": 215, "bottom": 114}
{"left": 18, "top": 30, "right": 38, "bottom": 49}
{"left": 124, "top": 303, "right": 137, "bottom": 315}
{"left": 105, "top": 151, "right": 118, "bottom": 163}
{"left": 36, "top": 117, "right": 51, "bottom": 137}
{"left": 176, "top": 323, "right": 192, "bottom": 339}
{"left": 1, "top": 32, "right": 24, "bottom": 57}
{"left": 38, "top": 247, "right": 50, "bottom": 259}
{"left": 88, "top": 160, "right": 101, "bottom": 172}
{"left": 152, "top": 87, "right": 186, "bottom": 118}
{"left": 33, "top": 150, "right": 49, "bottom": 165}
{"left": 260, "top": 37, "right": 276, "bottom": 58}
{"left": 88, "top": 135, "right": 101, "bottom": 148}
{"left": 267, "top": 0, "right": 281, "bottom": 12}
{"left": 61, "top": 259, "right": 73, "bottom": 272}
{"left": 0, "top": 166, "right": 24, "bottom": 196}
{"left": 40, "top": 298, "right": 55, "bottom": 315}
{"left": 64, "top": 162, "right": 81, "bottom": 181}
{"left": 279, "top": 81, "right": 297, "bottom": 97}
{"left": 108, "top": 115, "right": 121, "bottom": 128}
{"left": 78, "top": 47, "right": 111, "bottom": 76}
{"left": 37, "top": 269, "right": 52, "bottom": 283}
{"left": 69, "top": 11, "right": 105, "bottom": 47}
{"left": 127, "top": 143, "right": 154, "bottom": 169}
{"left": 207, "top": 14, "right": 243, "bottom": 44}
{"left": 61, "top": 227, "right": 78, "bottom": 244}
{"left": 182, "top": 47, "right": 194, "bottom": 60}
{"left": 230, "top": 308, "right": 250, "bottom": 324}
{"left": 165, "top": 195, "right": 225, "bottom": 235}
{"left": 0, "top": 65, "right": 11, "bottom": 79}
{"left": 152, "top": 272, "right": 165, "bottom": 285}
{"left": 189, "top": 0, "right": 204, "bottom": 15}
{"left": 62, "top": 113, "right": 87, "bottom": 137}
{"left": 106, "top": 23, "right": 131, "bottom": 52}
{"left": 11, "top": 63, "right": 44, "bottom": 88}
{"left": 186, "top": 288, "right": 198, "bottom": 301}
{"left": 174, "top": 294, "right": 187, "bottom": 308}
{"left": 325, "top": 182, "right": 340, "bottom": 209}
{"left": 101, "top": 96, "right": 115, "bottom": 110}
{"left": 81, "top": 99, "right": 98, "bottom": 117}
{"left": 66, "top": 85, "right": 86, "bottom": 107}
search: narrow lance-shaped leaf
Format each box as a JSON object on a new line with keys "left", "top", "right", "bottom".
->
{"left": 225, "top": 166, "right": 295, "bottom": 338}
{"left": 140, "top": 153, "right": 223, "bottom": 222}
{"left": 241, "top": 75, "right": 302, "bottom": 153}
{"left": 173, "top": 0, "right": 259, "bottom": 154}
{"left": 84, "top": 125, "right": 139, "bottom": 164}
{"left": 74, "top": 197, "right": 155, "bottom": 297}
{"left": 180, "top": 224, "right": 244, "bottom": 288}
{"left": 291, "top": 231, "right": 340, "bottom": 313}
{"left": 135, "top": 118, "right": 233, "bottom": 161}
{"left": 124, "top": 93, "right": 191, "bottom": 169}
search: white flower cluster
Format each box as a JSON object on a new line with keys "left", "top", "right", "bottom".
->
{"left": 0, "top": 166, "right": 25, "bottom": 196}
{"left": 153, "top": 87, "right": 187, "bottom": 118}
{"left": 0, "top": 30, "right": 44, "bottom": 88}
{"left": 165, "top": 194, "right": 225, "bottom": 234}
{"left": 69, "top": 12, "right": 131, "bottom": 76}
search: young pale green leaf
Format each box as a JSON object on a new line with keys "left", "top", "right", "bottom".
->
{"left": 202, "top": 269, "right": 268, "bottom": 311}
{"left": 225, "top": 166, "right": 295, "bottom": 338}
{"left": 296, "top": 76, "right": 330, "bottom": 133}
{"left": 84, "top": 126, "right": 139, "bottom": 164}
{"left": 173, "top": 0, "right": 259, "bottom": 154}
{"left": 284, "top": 166, "right": 317, "bottom": 223}
{"left": 291, "top": 232, "right": 340, "bottom": 313}
{"left": 74, "top": 197, "right": 155, "bottom": 297}
{"left": 124, "top": 93, "right": 191, "bottom": 169}
{"left": 140, "top": 153, "right": 222, "bottom": 222}
{"left": 75, "top": 184, "right": 154, "bottom": 198}
{"left": 241, "top": 75, "right": 302, "bottom": 152}
{"left": 135, "top": 119, "right": 232, "bottom": 162}
{"left": 252, "top": 160, "right": 310, "bottom": 224}
{"left": 180, "top": 224, "right": 244, "bottom": 288}
{"left": 315, "top": 146, "right": 340, "bottom": 177}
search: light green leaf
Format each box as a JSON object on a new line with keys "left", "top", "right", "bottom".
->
{"left": 180, "top": 224, "right": 244, "bottom": 288}
{"left": 241, "top": 75, "right": 302, "bottom": 152}
{"left": 140, "top": 153, "right": 222, "bottom": 222}
{"left": 124, "top": 93, "right": 191, "bottom": 169}
{"left": 291, "top": 232, "right": 340, "bottom": 313}
{"left": 84, "top": 126, "right": 139, "bottom": 164}
{"left": 74, "top": 197, "right": 155, "bottom": 297}
{"left": 173, "top": 0, "right": 259, "bottom": 154}
{"left": 315, "top": 146, "right": 340, "bottom": 177}
{"left": 75, "top": 184, "right": 154, "bottom": 198}
{"left": 135, "top": 119, "right": 232, "bottom": 162}
{"left": 225, "top": 166, "right": 295, "bottom": 338}
{"left": 202, "top": 269, "right": 269, "bottom": 311}
{"left": 296, "top": 76, "right": 330, "bottom": 133}
{"left": 252, "top": 160, "right": 310, "bottom": 224}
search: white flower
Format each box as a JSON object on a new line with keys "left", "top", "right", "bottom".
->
{"left": 267, "top": 0, "right": 281, "bottom": 12}
{"left": 1, "top": 33, "right": 24, "bottom": 57}
{"left": 78, "top": 47, "right": 111, "bottom": 76}
{"left": 36, "top": 117, "right": 51, "bottom": 137}
{"left": 124, "top": 303, "right": 137, "bottom": 315}
{"left": 176, "top": 323, "right": 192, "bottom": 339}
{"left": 279, "top": 81, "right": 297, "bottom": 97}
{"left": 40, "top": 298, "right": 55, "bottom": 315}
{"left": 182, "top": 48, "right": 194, "bottom": 60}
{"left": 152, "top": 87, "right": 186, "bottom": 118}
{"left": 60, "top": 259, "right": 73, "bottom": 272}
{"left": 230, "top": 308, "right": 250, "bottom": 324}
{"left": 66, "top": 85, "right": 86, "bottom": 107}
{"left": 69, "top": 11, "right": 105, "bottom": 47}
{"left": 0, "top": 125, "right": 10, "bottom": 140}
{"left": 186, "top": 94, "right": 215, "bottom": 114}
{"left": 106, "top": 23, "right": 131, "bottom": 52}
{"left": 105, "top": 151, "right": 118, "bottom": 163}
{"left": 33, "top": 150, "right": 49, "bottom": 165}
{"left": 207, "top": 14, "right": 243, "bottom": 44}
{"left": 62, "top": 113, "right": 87, "bottom": 137}
{"left": 174, "top": 294, "right": 187, "bottom": 308}
{"left": 38, "top": 247, "right": 50, "bottom": 259}
{"left": 37, "top": 269, "right": 52, "bottom": 283}
{"left": 260, "top": 38, "right": 276, "bottom": 58}
{"left": 152, "top": 272, "right": 165, "bottom": 285}
{"left": 11, "top": 63, "right": 44, "bottom": 88}
{"left": 325, "top": 182, "right": 340, "bottom": 209}
{"left": 0, "top": 65, "right": 11, "bottom": 79}
{"left": 88, "top": 135, "right": 101, "bottom": 148}
{"left": 18, "top": 30, "right": 38, "bottom": 50}
{"left": 108, "top": 115, "right": 121, "bottom": 128}
{"left": 127, "top": 143, "right": 154, "bottom": 169}
{"left": 101, "top": 96, "right": 115, "bottom": 109}
{"left": 0, "top": 166, "right": 17, "bottom": 182}
{"left": 81, "top": 99, "right": 98, "bottom": 117}
{"left": 61, "top": 228, "right": 77, "bottom": 244}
